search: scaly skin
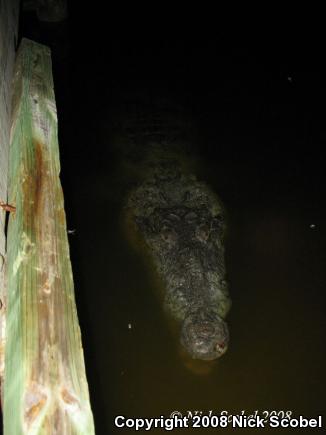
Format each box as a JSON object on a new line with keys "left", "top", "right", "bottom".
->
{"left": 112, "top": 93, "right": 231, "bottom": 360}
{"left": 126, "top": 166, "right": 231, "bottom": 360}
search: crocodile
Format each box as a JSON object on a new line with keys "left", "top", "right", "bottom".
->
{"left": 111, "top": 91, "right": 231, "bottom": 360}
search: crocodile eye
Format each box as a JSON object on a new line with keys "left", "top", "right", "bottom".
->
{"left": 160, "top": 227, "right": 177, "bottom": 245}
{"left": 195, "top": 224, "right": 210, "bottom": 242}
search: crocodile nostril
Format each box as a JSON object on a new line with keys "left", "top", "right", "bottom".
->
{"left": 198, "top": 323, "right": 214, "bottom": 337}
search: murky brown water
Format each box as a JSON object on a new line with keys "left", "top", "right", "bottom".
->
{"left": 67, "top": 159, "right": 325, "bottom": 434}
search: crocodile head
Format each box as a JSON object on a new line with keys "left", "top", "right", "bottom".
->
{"left": 128, "top": 175, "right": 231, "bottom": 361}
{"left": 181, "top": 308, "right": 229, "bottom": 360}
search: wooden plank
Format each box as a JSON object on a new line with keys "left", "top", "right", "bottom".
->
{"left": 0, "top": 0, "right": 20, "bottom": 398}
{"left": 3, "top": 38, "right": 95, "bottom": 434}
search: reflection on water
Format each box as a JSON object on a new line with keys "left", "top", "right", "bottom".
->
{"left": 178, "top": 348, "right": 218, "bottom": 376}
{"left": 68, "top": 161, "right": 325, "bottom": 434}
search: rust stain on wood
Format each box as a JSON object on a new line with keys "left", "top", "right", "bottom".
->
{"left": 0, "top": 202, "right": 16, "bottom": 213}
{"left": 25, "top": 396, "right": 46, "bottom": 422}
{"left": 61, "top": 388, "right": 78, "bottom": 406}
{"left": 33, "top": 139, "right": 45, "bottom": 218}
{"left": 21, "top": 140, "right": 46, "bottom": 222}
{"left": 24, "top": 384, "right": 47, "bottom": 426}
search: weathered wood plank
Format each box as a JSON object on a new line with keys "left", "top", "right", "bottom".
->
{"left": 0, "top": 0, "right": 20, "bottom": 399}
{"left": 4, "top": 38, "right": 95, "bottom": 434}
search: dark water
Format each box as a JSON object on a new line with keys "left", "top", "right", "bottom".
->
{"left": 66, "top": 160, "right": 325, "bottom": 435}
{"left": 20, "top": 11, "right": 326, "bottom": 434}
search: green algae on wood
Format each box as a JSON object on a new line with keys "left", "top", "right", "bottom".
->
{"left": 3, "top": 38, "right": 95, "bottom": 434}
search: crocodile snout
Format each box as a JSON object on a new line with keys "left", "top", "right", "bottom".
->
{"left": 181, "top": 309, "right": 229, "bottom": 360}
